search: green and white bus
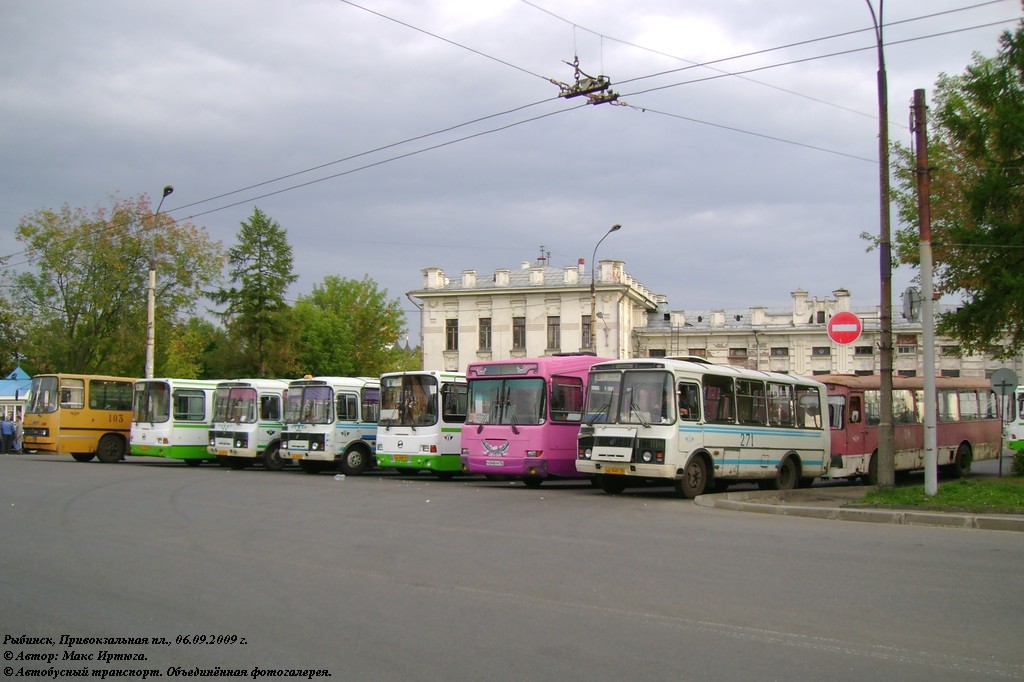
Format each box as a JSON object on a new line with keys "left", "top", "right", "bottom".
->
{"left": 131, "top": 378, "right": 220, "bottom": 465}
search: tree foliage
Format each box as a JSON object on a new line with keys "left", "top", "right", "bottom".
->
{"left": 209, "top": 207, "right": 298, "bottom": 377}
{"left": 891, "top": 20, "right": 1024, "bottom": 356}
{"left": 293, "top": 275, "right": 407, "bottom": 377}
{"left": 14, "top": 195, "right": 223, "bottom": 375}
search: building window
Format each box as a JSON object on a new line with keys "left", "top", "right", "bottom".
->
{"left": 688, "top": 348, "right": 706, "bottom": 357}
{"left": 770, "top": 347, "right": 789, "bottom": 357}
{"left": 812, "top": 346, "right": 831, "bottom": 356}
{"left": 445, "top": 319, "right": 458, "bottom": 351}
{"left": 582, "top": 315, "right": 592, "bottom": 349}
{"left": 941, "top": 345, "right": 961, "bottom": 357}
{"left": 648, "top": 349, "right": 666, "bottom": 357}
{"left": 854, "top": 369, "right": 873, "bottom": 376}
{"left": 728, "top": 348, "right": 748, "bottom": 358}
{"left": 854, "top": 345, "right": 874, "bottom": 356}
{"left": 816, "top": 311, "right": 826, "bottom": 323}
{"left": 897, "top": 369, "right": 917, "bottom": 377}
{"left": 512, "top": 317, "right": 526, "bottom": 350}
{"left": 897, "top": 346, "right": 917, "bottom": 355}
{"left": 478, "top": 317, "right": 492, "bottom": 350}
{"left": 941, "top": 369, "right": 961, "bottom": 377}
{"left": 546, "top": 316, "right": 561, "bottom": 350}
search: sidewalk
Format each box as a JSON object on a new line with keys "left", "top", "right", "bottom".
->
{"left": 693, "top": 485, "right": 1024, "bottom": 532}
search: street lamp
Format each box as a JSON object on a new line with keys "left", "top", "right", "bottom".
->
{"left": 145, "top": 184, "right": 174, "bottom": 379}
{"left": 589, "top": 223, "right": 621, "bottom": 353}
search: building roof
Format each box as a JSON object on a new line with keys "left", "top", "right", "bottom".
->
{"left": 0, "top": 366, "right": 32, "bottom": 401}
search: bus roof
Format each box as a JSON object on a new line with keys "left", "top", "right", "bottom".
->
{"left": 589, "top": 358, "right": 824, "bottom": 386}
{"left": 466, "top": 354, "right": 611, "bottom": 378}
{"left": 215, "top": 378, "right": 290, "bottom": 391}
{"left": 288, "top": 376, "right": 379, "bottom": 389}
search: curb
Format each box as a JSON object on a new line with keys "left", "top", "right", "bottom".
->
{"left": 694, "top": 490, "right": 1024, "bottom": 532}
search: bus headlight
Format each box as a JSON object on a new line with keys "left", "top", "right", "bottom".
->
{"left": 641, "top": 450, "right": 655, "bottom": 463}
{"left": 579, "top": 448, "right": 592, "bottom": 460}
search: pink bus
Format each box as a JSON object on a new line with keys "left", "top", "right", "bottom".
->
{"left": 820, "top": 374, "right": 1002, "bottom": 484}
{"left": 461, "top": 354, "right": 611, "bottom": 487}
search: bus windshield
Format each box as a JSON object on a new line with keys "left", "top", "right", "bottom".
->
{"left": 380, "top": 374, "right": 439, "bottom": 427}
{"left": 26, "top": 376, "right": 59, "bottom": 414}
{"left": 583, "top": 370, "right": 673, "bottom": 426}
{"left": 213, "top": 387, "right": 258, "bottom": 424}
{"left": 466, "top": 377, "right": 546, "bottom": 426}
{"left": 133, "top": 381, "right": 170, "bottom": 423}
{"left": 284, "top": 385, "right": 333, "bottom": 424}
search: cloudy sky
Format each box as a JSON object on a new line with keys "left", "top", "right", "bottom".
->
{"left": 2, "top": 0, "right": 1020, "bottom": 341}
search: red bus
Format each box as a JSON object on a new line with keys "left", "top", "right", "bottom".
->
{"left": 820, "top": 374, "right": 1002, "bottom": 484}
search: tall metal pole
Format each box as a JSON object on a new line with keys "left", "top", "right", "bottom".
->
{"left": 914, "top": 89, "right": 938, "bottom": 496}
{"left": 145, "top": 185, "right": 174, "bottom": 379}
{"left": 867, "top": 0, "right": 895, "bottom": 487}
{"left": 589, "top": 224, "right": 621, "bottom": 353}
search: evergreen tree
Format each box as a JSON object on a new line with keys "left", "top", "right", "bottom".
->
{"left": 210, "top": 207, "right": 298, "bottom": 377}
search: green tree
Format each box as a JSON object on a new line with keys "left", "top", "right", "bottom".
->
{"left": 293, "top": 275, "right": 406, "bottom": 376}
{"left": 890, "top": 20, "right": 1024, "bottom": 355}
{"left": 14, "top": 195, "right": 224, "bottom": 375}
{"left": 210, "top": 207, "right": 298, "bottom": 377}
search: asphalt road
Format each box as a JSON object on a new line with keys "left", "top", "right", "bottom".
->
{"left": 1, "top": 453, "right": 1022, "bottom": 681}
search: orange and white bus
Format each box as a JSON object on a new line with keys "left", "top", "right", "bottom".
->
{"left": 820, "top": 374, "right": 1002, "bottom": 483}
{"left": 22, "top": 373, "right": 136, "bottom": 463}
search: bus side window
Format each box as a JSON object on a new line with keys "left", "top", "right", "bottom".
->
{"left": 678, "top": 383, "right": 700, "bottom": 421}
{"left": 261, "top": 395, "right": 280, "bottom": 421}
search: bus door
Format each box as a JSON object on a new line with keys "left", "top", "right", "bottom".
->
{"left": 828, "top": 390, "right": 868, "bottom": 469}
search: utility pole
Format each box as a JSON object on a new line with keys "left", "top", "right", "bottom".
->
{"left": 914, "top": 88, "right": 938, "bottom": 496}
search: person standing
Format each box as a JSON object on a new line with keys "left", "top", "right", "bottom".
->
{"left": 13, "top": 416, "right": 23, "bottom": 454}
{"left": 0, "top": 416, "right": 13, "bottom": 454}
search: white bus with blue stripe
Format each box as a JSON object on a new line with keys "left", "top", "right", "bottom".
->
{"left": 576, "top": 357, "right": 829, "bottom": 498}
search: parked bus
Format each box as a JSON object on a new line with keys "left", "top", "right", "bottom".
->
{"left": 22, "top": 373, "right": 136, "bottom": 463}
{"left": 461, "top": 354, "right": 611, "bottom": 487}
{"left": 375, "top": 371, "right": 467, "bottom": 478}
{"left": 208, "top": 379, "right": 289, "bottom": 470}
{"left": 820, "top": 374, "right": 1003, "bottom": 483}
{"left": 1005, "top": 385, "right": 1024, "bottom": 453}
{"left": 576, "top": 357, "right": 829, "bottom": 497}
{"left": 131, "top": 378, "right": 219, "bottom": 465}
{"left": 281, "top": 376, "right": 380, "bottom": 475}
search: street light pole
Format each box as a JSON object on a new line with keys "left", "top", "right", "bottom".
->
{"left": 589, "top": 223, "right": 621, "bottom": 353}
{"left": 866, "top": 0, "right": 895, "bottom": 488}
{"left": 145, "top": 185, "right": 174, "bottom": 379}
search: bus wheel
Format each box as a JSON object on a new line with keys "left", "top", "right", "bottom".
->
{"left": 674, "top": 457, "right": 708, "bottom": 499}
{"left": 95, "top": 435, "right": 125, "bottom": 464}
{"left": 596, "top": 474, "right": 627, "bottom": 495}
{"left": 522, "top": 476, "right": 543, "bottom": 488}
{"left": 865, "top": 452, "right": 879, "bottom": 486}
{"left": 262, "top": 444, "right": 285, "bottom": 472}
{"left": 338, "top": 448, "right": 371, "bottom": 475}
{"left": 773, "top": 456, "right": 799, "bottom": 490}
{"left": 947, "top": 444, "right": 972, "bottom": 479}
{"left": 71, "top": 453, "right": 95, "bottom": 462}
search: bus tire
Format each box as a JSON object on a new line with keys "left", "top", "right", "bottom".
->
{"left": 946, "top": 443, "right": 972, "bottom": 479}
{"left": 71, "top": 453, "right": 95, "bottom": 462}
{"left": 522, "top": 476, "right": 543, "bottom": 488}
{"left": 770, "top": 456, "right": 802, "bottom": 489}
{"left": 865, "top": 452, "right": 880, "bottom": 486}
{"left": 596, "top": 474, "right": 627, "bottom": 494}
{"left": 95, "top": 435, "right": 125, "bottom": 463}
{"left": 338, "top": 447, "right": 372, "bottom": 475}
{"left": 674, "top": 456, "right": 708, "bottom": 499}
{"left": 262, "top": 443, "right": 285, "bottom": 471}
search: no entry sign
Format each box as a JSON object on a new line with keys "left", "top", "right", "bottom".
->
{"left": 827, "top": 311, "right": 862, "bottom": 345}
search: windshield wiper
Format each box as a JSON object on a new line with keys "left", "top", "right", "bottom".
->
{"left": 630, "top": 401, "right": 651, "bottom": 428}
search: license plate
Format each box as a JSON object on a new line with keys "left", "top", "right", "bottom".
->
{"left": 216, "top": 449, "right": 229, "bottom": 456}
{"left": 602, "top": 466, "right": 625, "bottom": 475}
{"left": 291, "top": 453, "right": 303, "bottom": 460}
{"left": 485, "top": 460, "right": 504, "bottom": 467}
{"left": 395, "top": 455, "right": 409, "bottom": 462}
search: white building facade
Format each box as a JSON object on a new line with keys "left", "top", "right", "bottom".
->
{"left": 409, "top": 258, "right": 1024, "bottom": 380}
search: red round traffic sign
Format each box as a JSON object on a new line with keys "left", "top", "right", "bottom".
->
{"left": 827, "top": 311, "right": 862, "bottom": 345}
